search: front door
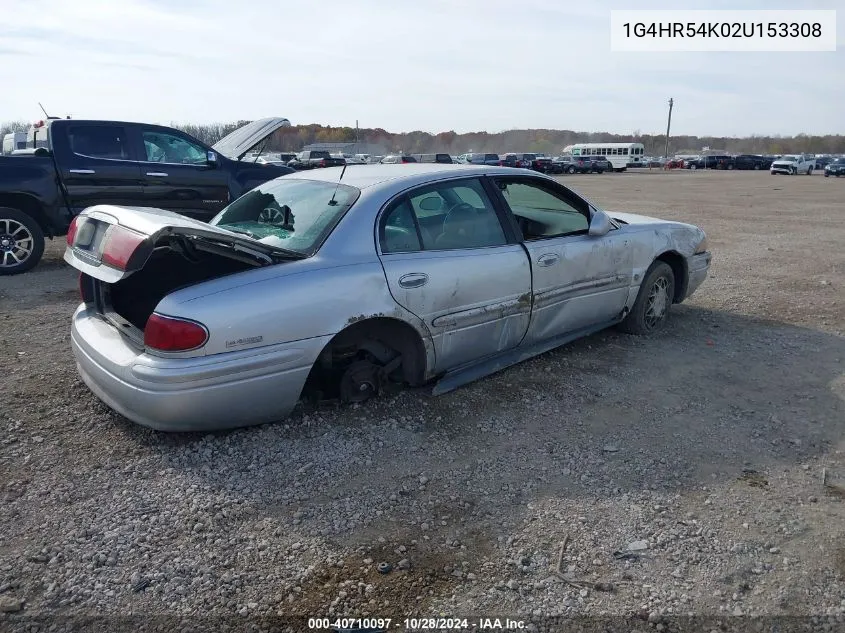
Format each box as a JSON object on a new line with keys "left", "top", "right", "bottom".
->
{"left": 490, "top": 176, "right": 632, "bottom": 345}
{"left": 377, "top": 177, "right": 531, "bottom": 372}
{"left": 59, "top": 123, "right": 144, "bottom": 214}
{"left": 134, "top": 127, "right": 230, "bottom": 220}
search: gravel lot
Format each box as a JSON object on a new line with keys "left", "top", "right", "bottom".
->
{"left": 1, "top": 170, "right": 844, "bottom": 631}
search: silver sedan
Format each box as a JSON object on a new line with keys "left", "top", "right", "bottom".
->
{"left": 65, "top": 164, "right": 711, "bottom": 431}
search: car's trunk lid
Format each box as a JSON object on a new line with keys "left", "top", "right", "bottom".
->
{"left": 64, "top": 204, "right": 288, "bottom": 283}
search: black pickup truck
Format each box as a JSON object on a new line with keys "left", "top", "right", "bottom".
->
{"left": 286, "top": 150, "right": 345, "bottom": 170}
{"left": 0, "top": 117, "right": 294, "bottom": 274}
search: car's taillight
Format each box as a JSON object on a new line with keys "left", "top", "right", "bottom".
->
{"left": 66, "top": 215, "right": 82, "bottom": 246}
{"left": 319, "top": 159, "right": 326, "bottom": 167}
{"left": 144, "top": 313, "right": 208, "bottom": 352}
{"left": 101, "top": 225, "right": 147, "bottom": 269}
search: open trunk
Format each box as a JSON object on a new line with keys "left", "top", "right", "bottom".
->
{"left": 104, "top": 247, "right": 255, "bottom": 331}
{"left": 67, "top": 204, "right": 291, "bottom": 344}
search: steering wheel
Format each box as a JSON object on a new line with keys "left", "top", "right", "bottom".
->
{"left": 257, "top": 206, "right": 285, "bottom": 225}
{"left": 443, "top": 202, "right": 475, "bottom": 229}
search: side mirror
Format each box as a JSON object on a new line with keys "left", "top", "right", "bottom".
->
{"left": 588, "top": 209, "right": 613, "bottom": 237}
{"left": 206, "top": 150, "right": 218, "bottom": 166}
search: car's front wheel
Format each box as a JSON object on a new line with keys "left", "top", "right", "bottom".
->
{"left": 0, "top": 207, "right": 45, "bottom": 276}
{"left": 808, "top": 167, "right": 813, "bottom": 175}
{"left": 567, "top": 166, "right": 576, "bottom": 174}
{"left": 618, "top": 261, "right": 675, "bottom": 335}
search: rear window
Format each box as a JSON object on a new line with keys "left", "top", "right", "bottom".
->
{"left": 211, "top": 179, "right": 360, "bottom": 255}
{"left": 310, "top": 151, "right": 331, "bottom": 159}
{"left": 68, "top": 126, "right": 130, "bottom": 160}
{"left": 484, "top": 154, "right": 499, "bottom": 161}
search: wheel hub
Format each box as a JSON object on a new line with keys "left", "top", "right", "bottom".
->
{"left": 644, "top": 277, "right": 670, "bottom": 328}
{"left": 0, "top": 219, "right": 35, "bottom": 267}
{"left": 339, "top": 360, "right": 383, "bottom": 404}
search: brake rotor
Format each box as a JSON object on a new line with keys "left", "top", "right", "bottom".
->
{"left": 339, "top": 360, "right": 382, "bottom": 404}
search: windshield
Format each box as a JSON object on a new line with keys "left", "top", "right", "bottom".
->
{"left": 210, "top": 178, "right": 360, "bottom": 255}
{"left": 833, "top": 158, "right": 845, "bottom": 164}
{"left": 780, "top": 155, "right": 799, "bottom": 161}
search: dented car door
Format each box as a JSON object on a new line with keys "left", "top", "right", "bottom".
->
{"left": 377, "top": 178, "right": 532, "bottom": 372}
{"left": 492, "top": 177, "right": 632, "bottom": 344}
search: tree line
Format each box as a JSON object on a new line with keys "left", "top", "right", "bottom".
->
{"left": 2, "top": 119, "right": 843, "bottom": 156}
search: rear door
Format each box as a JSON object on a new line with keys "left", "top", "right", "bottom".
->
{"left": 132, "top": 126, "right": 230, "bottom": 220}
{"left": 377, "top": 177, "right": 531, "bottom": 372}
{"left": 490, "top": 176, "right": 632, "bottom": 345}
{"left": 58, "top": 123, "right": 144, "bottom": 214}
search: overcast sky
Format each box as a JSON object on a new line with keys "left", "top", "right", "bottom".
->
{"left": 2, "top": 0, "right": 843, "bottom": 137}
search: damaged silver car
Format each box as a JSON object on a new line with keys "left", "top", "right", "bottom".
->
{"left": 65, "top": 164, "right": 711, "bottom": 431}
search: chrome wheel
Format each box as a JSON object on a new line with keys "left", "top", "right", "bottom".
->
{"left": 0, "top": 218, "right": 34, "bottom": 269}
{"left": 644, "top": 276, "right": 670, "bottom": 329}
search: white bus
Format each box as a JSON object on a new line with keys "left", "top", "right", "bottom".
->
{"left": 561, "top": 142, "right": 646, "bottom": 171}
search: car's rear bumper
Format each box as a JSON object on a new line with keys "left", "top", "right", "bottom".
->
{"left": 71, "top": 305, "right": 329, "bottom": 432}
{"left": 684, "top": 252, "right": 712, "bottom": 300}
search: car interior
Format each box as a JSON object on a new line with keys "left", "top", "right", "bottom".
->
{"left": 380, "top": 178, "right": 591, "bottom": 253}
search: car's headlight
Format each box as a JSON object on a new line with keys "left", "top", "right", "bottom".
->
{"left": 694, "top": 234, "right": 708, "bottom": 254}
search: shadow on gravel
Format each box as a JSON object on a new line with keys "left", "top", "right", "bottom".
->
{"left": 137, "top": 305, "right": 845, "bottom": 504}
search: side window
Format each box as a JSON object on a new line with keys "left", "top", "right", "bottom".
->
{"left": 495, "top": 179, "right": 589, "bottom": 240}
{"left": 142, "top": 131, "right": 206, "bottom": 164}
{"left": 622, "top": 148, "right": 629, "bottom": 155}
{"left": 381, "top": 199, "right": 422, "bottom": 254}
{"left": 68, "top": 126, "right": 129, "bottom": 160}
{"left": 380, "top": 179, "right": 506, "bottom": 252}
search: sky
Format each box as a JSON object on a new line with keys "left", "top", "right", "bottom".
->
{"left": 1, "top": 0, "right": 843, "bottom": 137}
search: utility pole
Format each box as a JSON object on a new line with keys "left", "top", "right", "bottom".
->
{"left": 355, "top": 120, "right": 359, "bottom": 150}
{"left": 664, "top": 98, "right": 673, "bottom": 159}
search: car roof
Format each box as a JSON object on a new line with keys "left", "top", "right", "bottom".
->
{"left": 278, "top": 163, "right": 533, "bottom": 189}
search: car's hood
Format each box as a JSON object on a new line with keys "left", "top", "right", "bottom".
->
{"left": 772, "top": 158, "right": 798, "bottom": 165}
{"left": 211, "top": 117, "right": 292, "bottom": 161}
{"left": 64, "top": 204, "right": 293, "bottom": 283}
{"left": 610, "top": 211, "right": 670, "bottom": 225}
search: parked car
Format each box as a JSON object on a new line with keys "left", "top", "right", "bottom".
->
{"left": 770, "top": 154, "right": 815, "bottom": 175}
{"left": 64, "top": 164, "right": 711, "bottom": 431}
{"left": 0, "top": 117, "right": 294, "bottom": 275}
{"left": 287, "top": 150, "right": 345, "bottom": 170}
{"left": 554, "top": 155, "right": 599, "bottom": 174}
{"left": 410, "top": 153, "right": 453, "bottom": 164}
{"left": 814, "top": 156, "right": 833, "bottom": 169}
{"left": 499, "top": 153, "right": 534, "bottom": 168}
{"left": 731, "top": 154, "right": 773, "bottom": 170}
{"left": 380, "top": 155, "right": 418, "bottom": 164}
{"left": 254, "top": 153, "right": 297, "bottom": 167}
{"left": 824, "top": 157, "right": 845, "bottom": 177}
{"left": 685, "top": 155, "right": 732, "bottom": 170}
{"left": 463, "top": 153, "right": 502, "bottom": 166}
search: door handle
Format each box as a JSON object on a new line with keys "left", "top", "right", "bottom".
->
{"left": 69, "top": 169, "right": 95, "bottom": 174}
{"left": 536, "top": 253, "right": 560, "bottom": 267}
{"left": 398, "top": 273, "right": 428, "bottom": 289}
{"left": 145, "top": 172, "right": 169, "bottom": 177}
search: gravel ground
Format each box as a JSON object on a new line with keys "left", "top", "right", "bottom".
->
{"left": 1, "top": 169, "right": 844, "bottom": 632}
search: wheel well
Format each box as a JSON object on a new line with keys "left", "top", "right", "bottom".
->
{"left": 0, "top": 194, "right": 53, "bottom": 238}
{"left": 313, "top": 317, "right": 427, "bottom": 387}
{"left": 655, "top": 250, "right": 687, "bottom": 303}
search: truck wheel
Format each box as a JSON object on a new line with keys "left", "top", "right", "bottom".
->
{"left": 807, "top": 167, "right": 813, "bottom": 175}
{"left": 618, "top": 262, "right": 675, "bottom": 335}
{"left": 567, "top": 165, "right": 576, "bottom": 174}
{"left": 0, "top": 207, "right": 45, "bottom": 275}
